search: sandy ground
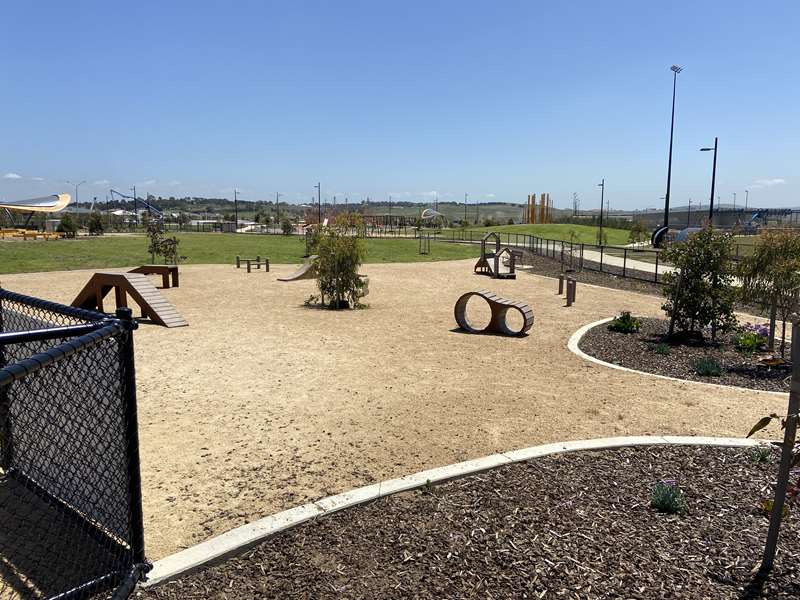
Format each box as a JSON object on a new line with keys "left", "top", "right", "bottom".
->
{"left": 0, "top": 261, "right": 786, "bottom": 560}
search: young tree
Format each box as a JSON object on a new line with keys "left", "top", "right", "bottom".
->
{"left": 315, "top": 224, "right": 366, "bottom": 309}
{"left": 57, "top": 214, "right": 78, "bottom": 238}
{"left": 87, "top": 211, "right": 104, "bottom": 235}
{"left": 739, "top": 230, "right": 800, "bottom": 355}
{"left": 281, "top": 218, "right": 293, "bottom": 235}
{"left": 146, "top": 219, "right": 165, "bottom": 263}
{"left": 628, "top": 220, "right": 647, "bottom": 244}
{"left": 661, "top": 227, "right": 737, "bottom": 340}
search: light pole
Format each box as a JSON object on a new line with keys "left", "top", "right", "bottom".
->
{"left": 476, "top": 196, "right": 480, "bottom": 225}
{"left": 700, "top": 137, "right": 718, "bottom": 224}
{"left": 275, "top": 192, "right": 282, "bottom": 226}
{"left": 745, "top": 189, "right": 749, "bottom": 211}
{"left": 687, "top": 197, "right": 692, "bottom": 227}
{"left": 66, "top": 180, "right": 86, "bottom": 215}
{"left": 233, "top": 188, "right": 239, "bottom": 231}
{"left": 314, "top": 182, "right": 321, "bottom": 224}
{"left": 662, "top": 65, "right": 683, "bottom": 230}
{"left": 131, "top": 186, "right": 137, "bottom": 226}
{"left": 464, "top": 193, "right": 468, "bottom": 223}
{"left": 597, "top": 179, "right": 605, "bottom": 244}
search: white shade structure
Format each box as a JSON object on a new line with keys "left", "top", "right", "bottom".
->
{"left": 0, "top": 194, "right": 71, "bottom": 213}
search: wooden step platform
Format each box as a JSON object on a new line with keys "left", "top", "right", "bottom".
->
{"left": 72, "top": 272, "right": 188, "bottom": 328}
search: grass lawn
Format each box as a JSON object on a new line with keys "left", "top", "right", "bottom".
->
{"left": 0, "top": 233, "right": 479, "bottom": 275}
{"left": 456, "top": 223, "right": 631, "bottom": 245}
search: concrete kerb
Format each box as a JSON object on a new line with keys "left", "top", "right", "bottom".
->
{"left": 143, "top": 435, "right": 765, "bottom": 588}
{"left": 567, "top": 317, "right": 789, "bottom": 398}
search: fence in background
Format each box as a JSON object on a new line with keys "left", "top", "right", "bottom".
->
{"left": 0, "top": 289, "right": 148, "bottom": 599}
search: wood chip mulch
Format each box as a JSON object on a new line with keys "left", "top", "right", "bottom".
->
{"left": 578, "top": 317, "right": 791, "bottom": 393}
{"left": 139, "top": 446, "right": 800, "bottom": 599}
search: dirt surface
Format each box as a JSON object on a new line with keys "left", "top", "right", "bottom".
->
{"left": 579, "top": 318, "right": 792, "bottom": 393}
{"left": 140, "top": 446, "right": 800, "bottom": 599}
{"left": 0, "top": 261, "right": 786, "bottom": 560}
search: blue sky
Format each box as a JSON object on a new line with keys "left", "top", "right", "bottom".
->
{"left": 1, "top": 1, "right": 798, "bottom": 210}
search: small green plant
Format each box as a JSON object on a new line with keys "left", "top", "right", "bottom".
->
{"left": 303, "top": 294, "right": 320, "bottom": 307}
{"left": 651, "top": 480, "right": 687, "bottom": 515}
{"left": 694, "top": 357, "right": 723, "bottom": 377}
{"left": 654, "top": 342, "right": 671, "bottom": 356}
{"left": 733, "top": 326, "right": 767, "bottom": 355}
{"left": 57, "top": 213, "right": 78, "bottom": 238}
{"left": 607, "top": 311, "right": 641, "bottom": 334}
{"left": 87, "top": 211, "right": 104, "bottom": 235}
{"left": 281, "top": 218, "right": 293, "bottom": 235}
{"left": 750, "top": 445, "right": 773, "bottom": 464}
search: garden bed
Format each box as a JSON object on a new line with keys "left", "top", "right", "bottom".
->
{"left": 142, "top": 446, "right": 800, "bottom": 599}
{"left": 579, "top": 318, "right": 791, "bottom": 393}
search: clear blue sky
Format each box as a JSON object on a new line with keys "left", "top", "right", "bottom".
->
{"left": 1, "top": 1, "right": 798, "bottom": 210}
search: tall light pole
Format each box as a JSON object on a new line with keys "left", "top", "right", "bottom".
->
{"left": 700, "top": 137, "right": 718, "bottom": 224}
{"left": 131, "top": 186, "right": 137, "bottom": 225}
{"left": 314, "top": 182, "right": 321, "bottom": 224}
{"left": 66, "top": 180, "right": 86, "bottom": 215}
{"left": 663, "top": 65, "right": 683, "bottom": 230}
{"left": 476, "top": 195, "right": 480, "bottom": 225}
{"left": 275, "top": 192, "right": 283, "bottom": 225}
{"left": 745, "top": 189, "right": 749, "bottom": 212}
{"left": 233, "top": 188, "right": 239, "bottom": 230}
{"left": 464, "top": 193, "right": 468, "bottom": 223}
{"left": 687, "top": 197, "right": 692, "bottom": 227}
{"left": 597, "top": 179, "right": 605, "bottom": 244}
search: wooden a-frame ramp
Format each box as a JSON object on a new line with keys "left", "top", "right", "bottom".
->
{"left": 72, "top": 272, "right": 188, "bottom": 328}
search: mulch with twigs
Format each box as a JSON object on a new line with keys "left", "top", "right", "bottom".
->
{"left": 139, "top": 446, "right": 800, "bottom": 599}
{"left": 579, "top": 317, "right": 792, "bottom": 393}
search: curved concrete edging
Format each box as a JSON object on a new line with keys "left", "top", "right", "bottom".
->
{"left": 568, "top": 317, "right": 789, "bottom": 398}
{"left": 143, "top": 435, "right": 763, "bottom": 588}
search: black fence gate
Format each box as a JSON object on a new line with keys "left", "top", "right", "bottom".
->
{"left": 0, "top": 289, "right": 149, "bottom": 599}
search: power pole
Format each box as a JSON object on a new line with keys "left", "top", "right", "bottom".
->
{"left": 464, "top": 193, "right": 468, "bottom": 222}
{"left": 597, "top": 179, "right": 605, "bottom": 244}
{"left": 132, "top": 186, "right": 137, "bottom": 226}
{"left": 275, "top": 191, "right": 282, "bottom": 225}
{"left": 234, "top": 188, "right": 239, "bottom": 230}
{"left": 314, "top": 182, "right": 321, "bottom": 224}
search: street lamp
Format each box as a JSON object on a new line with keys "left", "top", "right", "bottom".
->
{"left": 700, "top": 137, "right": 719, "bottom": 224}
{"left": 662, "top": 65, "right": 683, "bottom": 230}
{"left": 233, "top": 188, "right": 239, "bottom": 231}
{"left": 745, "top": 189, "right": 749, "bottom": 211}
{"left": 275, "top": 192, "right": 283, "bottom": 226}
{"left": 597, "top": 179, "right": 605, "bottom": 244}
{"left": 464, "top": 193, "right": 468, "bottom": 223}
{"left": 66, "top": 180, "right": 86, "bottom": 214}
{"left": 687, "top": 197, "right": 692, "bottom": 227}
{"left": 314, "top": 182, "right": 321, "bottom": 224}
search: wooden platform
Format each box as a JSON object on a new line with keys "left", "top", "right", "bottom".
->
{"left": 129, "top": 265, "right": 180, "bottom": 288}
{"left": 72, "top": 272, "right": 188, "bottom": 328}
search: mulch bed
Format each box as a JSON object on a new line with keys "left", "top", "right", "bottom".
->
{"left": 579, "top": 318, "right": 792, "bottom": 393}
{"left": 140, "top": 446, "right": 800, "bottom": 599}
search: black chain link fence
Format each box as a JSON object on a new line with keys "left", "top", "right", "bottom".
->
{"left": 0, "top": 289, "right": 148, "bottom": 599}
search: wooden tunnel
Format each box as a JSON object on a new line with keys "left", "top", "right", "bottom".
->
{"left": 72, "top": 272, "right": 188, "bottom": 328}
{"left": 454, "top": 290, "right": 534, "bottom": 336}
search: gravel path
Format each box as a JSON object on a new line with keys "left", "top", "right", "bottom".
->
{"left": 141, "top": 446, "right": 800, "bottom": 599}
{"left": 579, "top": 318, "right": 791, "bottom": 393}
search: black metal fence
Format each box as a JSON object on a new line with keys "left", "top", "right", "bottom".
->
{"left": 444, "top": 229, "right": 667, "bottom": 283}
{"left": 0, "top": 289, "right": 148, "bottom": 599}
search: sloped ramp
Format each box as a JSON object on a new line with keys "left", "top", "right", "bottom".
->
{"left": 278, "top": 255, "right": 318, "bottom": 282}
{"left": 71, "top": 272, "right": 188, "bottom": 327}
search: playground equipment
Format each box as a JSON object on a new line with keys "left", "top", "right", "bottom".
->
{"left": 235, "top": 255, "right": 270, "bottom": 273}
{"left": 454, "top": 290, "right": 534, "bottom": 336}
{"left": 72, "top": 272, "right": 188, "bottom": 327}
{"left": 129, "top": 264, "right": 180, "bottom": 288}
{"left": 651, "top": 225, "right": 669, "bottom": 248}
{"left": 420, "top": 208, "right": 448, "bottom": 228}
{"left": 474, "top": 232, "right": 517, "bottom": 279}
{"left": 278, "top": 255, "right": 319, "bottom": 282}
{"left": 524, "top": 193, "right": 553, "bottom": 224}
{"left": 0, "top": 288, "right": 149, "bottom": 599}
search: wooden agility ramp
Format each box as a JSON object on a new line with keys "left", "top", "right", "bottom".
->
{"left": 72, "top": 272, "right": 187, "bottom": 328}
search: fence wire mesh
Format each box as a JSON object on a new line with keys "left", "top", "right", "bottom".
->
{"left": 0, "top": 289, "right": 147, "bottom": 600}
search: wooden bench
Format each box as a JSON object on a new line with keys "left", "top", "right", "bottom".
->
{"left": 129, "top": 265, "right": 180, "bottom": 288}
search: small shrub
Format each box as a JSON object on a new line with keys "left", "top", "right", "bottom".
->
{"left": 750, "top": 446, "right": 773, "bottom": 464}
{"left": 694, "top": 357, "right": 723, "bottom": 377}
{"left": 303, "top": 294, "right": 319, "bottom": 307}
{"left": 87, "top": 212, "right": 104, "bottom": 235}
{"left": 654, "top": 342, "right": 671, "bottom": 356}
{"left": 607, "top": 311, "right": 641, "bottom": 334}
{"left": 57, "top": 214, "right": 78, "bottom": 238}
{"left": 651, "top": 480, "right": 687, "bottom": 515}
{"left": 734, "top": 329, "right": 767, "bottom": 355}
{"left": 281, "top": 218, "right": 293, "bottom": 235}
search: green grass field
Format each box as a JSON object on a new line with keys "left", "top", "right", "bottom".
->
{"left": 455, "top": 223, "right": 631, "bottom": 245}
{"left": 0, "top": 233, "right": 479, "bottom": 275}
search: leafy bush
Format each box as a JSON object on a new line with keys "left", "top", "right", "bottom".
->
{"left": 733, "top": 326, "right": 767, "bottom": 355}
{"left": 56, "top": 214, "right": 77, "bottom": 237}
{"left": 651, "top": 480, "right": 687, "bottom": 515}
{"left": 654, "top": 342, "right": 671, "bottom": 356}
{"left": 607, "top": 311, "right": 641, "bottom": 333}
{"left": 694, "top": 357, "right": 723, "bottom": 377}
{"left": 750, "top": 446, "right": 773, "bottom": 464}
{"left": 87, "top": 212, "right": 104, "bottom": 235}
{"left": 281, "top": 218, "right": 293, "bottom": 235}
{"left": 661, "top": 227, "right": 737, "bottom": 340}
{"left": 315, "top": 227, "right": 366, "bottom": 309}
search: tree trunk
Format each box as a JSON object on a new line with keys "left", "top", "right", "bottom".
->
{"left": 768, "top": 296, "right": 778, "bottom": 352}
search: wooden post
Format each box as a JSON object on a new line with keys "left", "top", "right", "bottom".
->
{"left": 236, "top": 256, "right": 241, "bottom": 268}
{"left": 264, "top": 258, "right": 270, "bottom": 272}
{"left": 246, "top": 259, "right": 252, "bottom": 273}
{"left": 558, "top": 274, "right": 565, "bottom": 295}
{"left": 256, "top": 255, "right": 261, "bottom": 269}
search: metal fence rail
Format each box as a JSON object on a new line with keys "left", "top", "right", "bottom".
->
{"left": 444, "top": 229, "right": 667, "bottom": 283}
{"left": 0, "top": 289, "right": 148, "bottom": 600}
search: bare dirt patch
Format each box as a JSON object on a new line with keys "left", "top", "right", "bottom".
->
{"left": 1, "top": 261, "right": 786, "bottom": 560}
{"left": 141, "top": 446, "right": 800, "bottom": 599}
